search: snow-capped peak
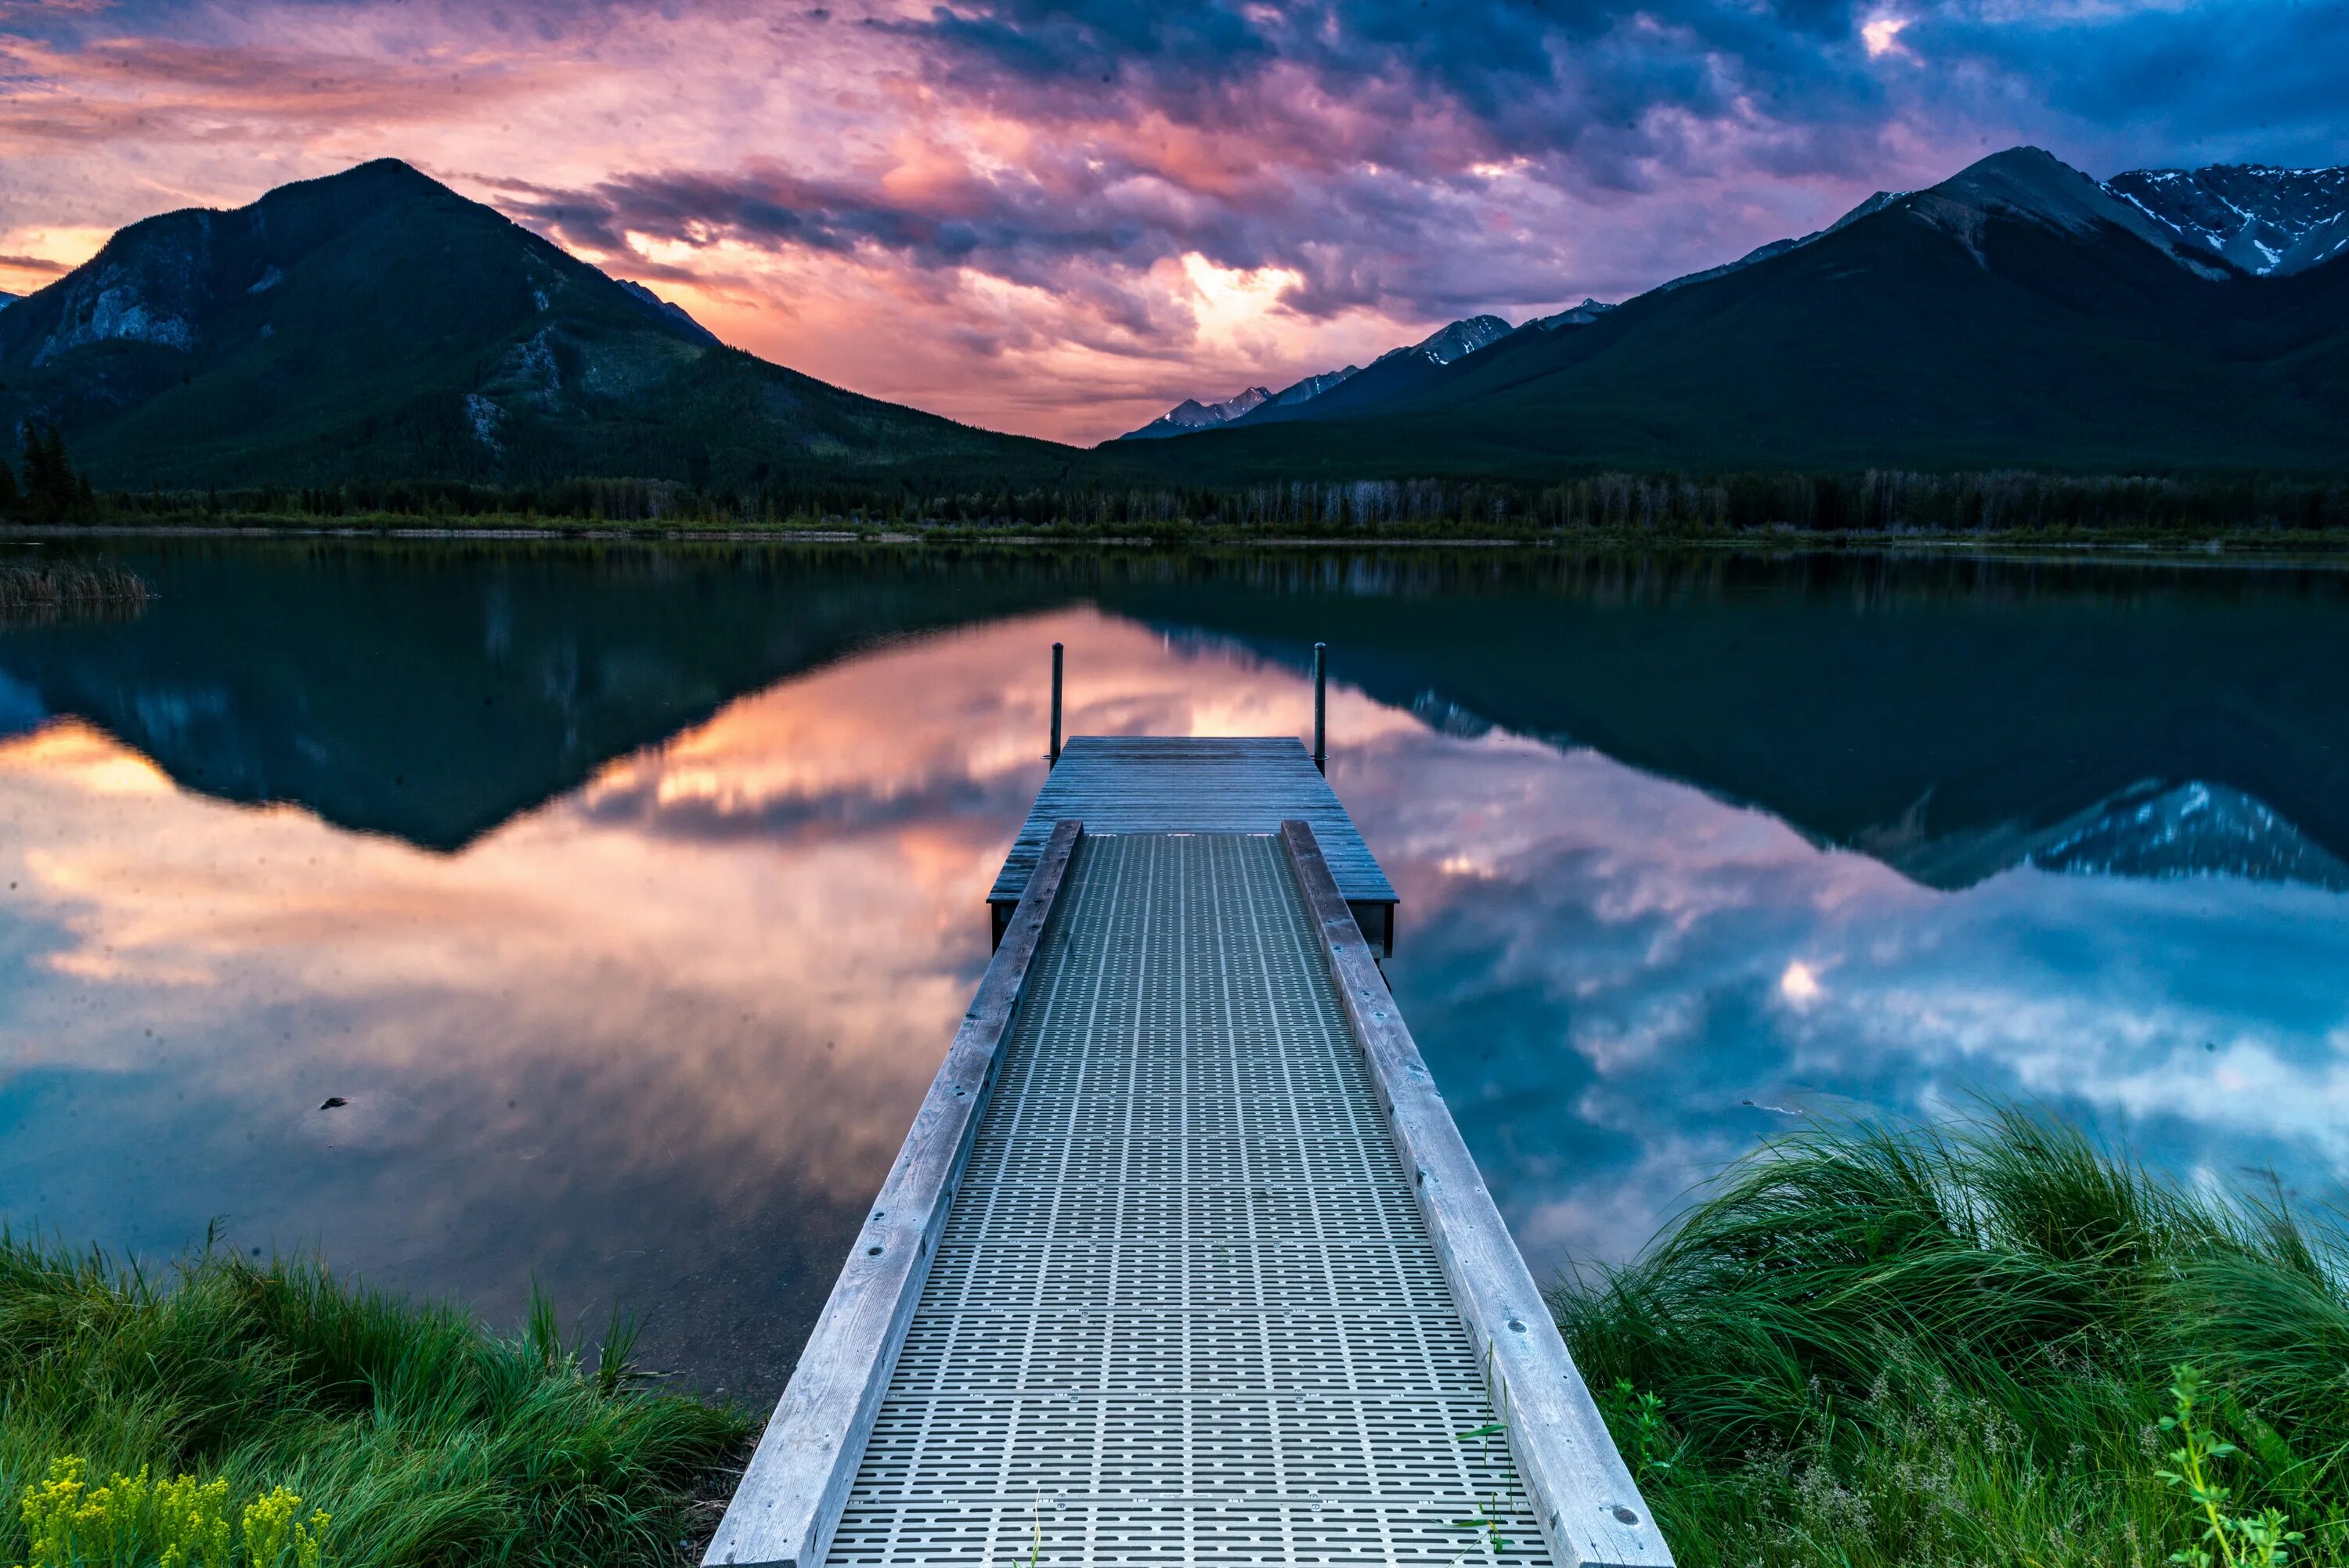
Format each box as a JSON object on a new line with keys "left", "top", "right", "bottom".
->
{"left": 1114, "top": 312, "right": 1519, "bottom": 441}
{"left": 2103, "top": 162, "right": 2349, "bottom": 276}
{"left": 1380, "top": 314, "right": 1512, "bottom": 367}
{"left": 1117, "top": 384, "right": 1271, "bottom": 440}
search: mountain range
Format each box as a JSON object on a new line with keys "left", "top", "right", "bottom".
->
{"left": 4, "top": 146, "right": 2347, "bottom": 490}
{"left": 1121, "top": 151, "right": 2349, "bottom": 473}
{"left": 1117, "top": 147, "right": 2349, "bottom": 478}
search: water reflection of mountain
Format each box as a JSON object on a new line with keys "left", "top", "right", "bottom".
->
{"left": 1, "top": 544, "right": 2344, "bottom": 885}
{"left": 1095, "top": 552, "right": 2349, "bottom": 890}
{"left": 0, "top": 542, "right": 1063, "bottom": 849}
{"left": 1848, "top": 779, "right": 2349, "bottom": 889}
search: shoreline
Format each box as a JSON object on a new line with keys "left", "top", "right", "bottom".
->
{"left": 9, "top": 519, "right": 2349, "bottom": 561}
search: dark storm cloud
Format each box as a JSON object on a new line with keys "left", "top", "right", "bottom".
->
{"left": 890, "top": 0, "right": 1903, "bottom": 178}
{"left": 1913, "top": 2, "right": 2349, "bottom": 170}
{"left": 511, "top": 160, "right": 1196, "bottom": 288}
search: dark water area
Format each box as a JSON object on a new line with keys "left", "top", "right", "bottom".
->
{"left": 2, "top": 539, "right": 2345, "bottom": 1407}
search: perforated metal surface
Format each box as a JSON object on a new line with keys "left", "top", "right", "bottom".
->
{"left": 990, "top": 738, "right": 1398, "bottom": 908}
{"left": 833, "top": 834, "right": 1552, "bottom": 1566}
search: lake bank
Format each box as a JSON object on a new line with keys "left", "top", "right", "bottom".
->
{"left": 14, "top": 514, "right": 2349, "bottom": 558}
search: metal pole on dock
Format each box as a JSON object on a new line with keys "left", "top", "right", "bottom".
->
{"left": 1049, "top": 642, "right": 1064, "bottom": 768}
{"left": 1312, "top": 642, "right": 1327, "bottom": 773}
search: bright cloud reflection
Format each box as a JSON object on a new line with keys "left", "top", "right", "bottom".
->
{"left": 3, "top": 602, "right": 2346, "bottom": 1402}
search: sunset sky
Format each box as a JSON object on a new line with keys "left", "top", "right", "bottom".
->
{"left": 2, "top": 0, "right": 2342, "bottom": 445}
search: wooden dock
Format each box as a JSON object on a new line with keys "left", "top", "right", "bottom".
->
{"left": 989, "top": 736, "right": 1399, "bottom": 954}
{"left": 706, "top": 737, "right": 1668, "bottom": 1568}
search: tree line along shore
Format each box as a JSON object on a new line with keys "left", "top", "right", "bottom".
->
{"left": 5, "top": 430, "right": 2349, "bottom": 542}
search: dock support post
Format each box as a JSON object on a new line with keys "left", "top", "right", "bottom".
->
{"left": 1049, "top": 642, "right": 1063, "bottom": 768}
{"left": 1312, "top": 641, "right": 1327, "bottom": 774}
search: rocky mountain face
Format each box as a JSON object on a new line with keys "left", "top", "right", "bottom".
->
{"left": 0, "top": 160, "right": 1055, "bottom": 488}
{"left": 1382, "top": 314, "right": 1511, "bottom": 366}
{"left": 2108, "top": 163, "right": 2349, "bottom": 276}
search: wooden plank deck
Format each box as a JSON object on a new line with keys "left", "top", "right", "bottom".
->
{"left": 989, "top": 735, "right": 1398, "bottom": 950}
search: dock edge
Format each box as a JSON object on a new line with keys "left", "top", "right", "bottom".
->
{"left": 1279, "top": 820, "right": 1677, "bottom": 1568}
{"left": 703, "top": 819, "right": 1084, "bottom": 1568}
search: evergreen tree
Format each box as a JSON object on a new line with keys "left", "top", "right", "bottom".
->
{"left": 16, "top": 423, "right": 86, "bottom": 521}
{"left": 20, "top": 421, "right": 54, "bottom": 513}
{"left": 0, "top": 450, "right": 18, "bottom": 516}
{"left": 40, "top": 425, "right": 73, "bottom": 517}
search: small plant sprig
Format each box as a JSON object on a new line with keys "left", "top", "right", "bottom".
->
{"left": 1449, "top": 1420, "right": 1512, "bottom": 1558}
{"left": 2156, "top": 1364, "right": 2303, "bottom": 1568}
{"left": 1602, "top": 1379, "right": 1680, "bottom": 1485}
{"left": 1445, "top": 1343, "right": 1518, "bottom": 1559}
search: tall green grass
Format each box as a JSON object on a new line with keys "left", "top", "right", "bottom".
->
{"left": 1557, "top": 1107, "right": 2349, "bottom": 1568}
{"left": 0, "top": 1236, "right": 746, "bottom": 1566}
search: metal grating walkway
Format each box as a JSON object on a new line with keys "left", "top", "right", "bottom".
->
{"left": 831, "top": 834, "right": 1551, "bottom": 1566}
{"left": 989, "top": 738, "right": 1398, "bottom": 911}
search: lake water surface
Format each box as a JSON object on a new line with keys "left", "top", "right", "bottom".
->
{"left": 2, "top": 541, "right": 2345, "bottom": 1405}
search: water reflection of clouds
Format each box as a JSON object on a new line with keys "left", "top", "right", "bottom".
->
{"left": 1337, "top": 724, "right": 2349, "bottom": 1269}
{"left": 0, "top": 608, "right": 1400, "bottom": 1396}
{"left": 2, "top": 603, "right": 2344, "bottom": 1397}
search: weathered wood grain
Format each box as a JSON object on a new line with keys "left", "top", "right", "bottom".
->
{"left": 1281, "top": 819, "right": 1676, "bottom": 1568}
{"left": 702, "top": 820, "right": 1082, "bottom": 1568}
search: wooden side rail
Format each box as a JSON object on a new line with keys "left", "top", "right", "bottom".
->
{"left": 1280, "top": 820, "right": 1676, "bottom": 1568}
{"left": 704, "top": 820, "right": 1084, "bottom": 1568}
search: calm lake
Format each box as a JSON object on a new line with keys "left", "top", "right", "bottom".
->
{"left": 3, "top": 540, "right": 2346, "bottom": 1405}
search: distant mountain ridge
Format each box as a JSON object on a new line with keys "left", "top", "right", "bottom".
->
{"left": 1121, "top": 384, "right": 1276, "bottom": 440}
{"left": 1116, "top": 146, "right": 2349, "bottom": 476}
{"left": 0, "top": 160, "right": 1062, "bottom": 489}
{"left": 1117, "top": 311, "right": 1535, "bottom": 441}
{"left": 1116, "top": 153, "right": 2349, "bottom": 466}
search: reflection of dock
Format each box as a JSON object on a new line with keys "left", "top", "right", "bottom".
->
{"left": 706, "top": 736, "right": 1668, "bottom": 1568}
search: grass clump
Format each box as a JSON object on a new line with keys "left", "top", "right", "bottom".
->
{"left": 0, "top": 1236, "right": 747, "bottom": 1567}
{"left": 0, "top": 562, "right": 152, "bottom": 623}
{"left": 1555, "top": 1106, "right": 2349, "bottom": 1568}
